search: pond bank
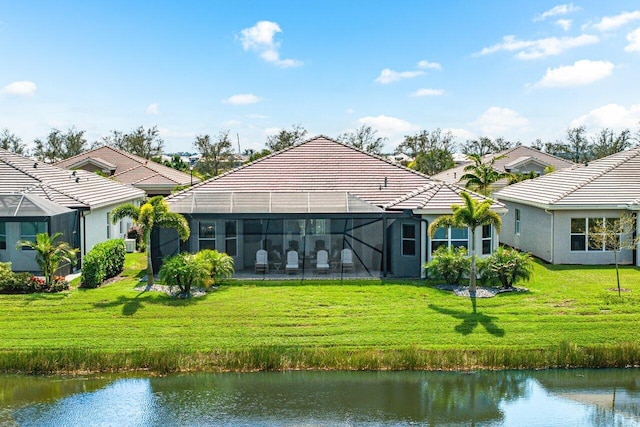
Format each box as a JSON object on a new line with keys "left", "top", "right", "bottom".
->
{"left": 1, "top": 342, "right": 639, "bottom": 375}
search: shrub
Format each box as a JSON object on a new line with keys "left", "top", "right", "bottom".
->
{"left": 81, "top": 239, "right": 126, "bottom": 289}
{"left": 195, "top": 249, "right": 235, "bottom": 287}
{"left": 159, "top": 253, "right": 210, "bottom": 298}
{"left": 0, "top": 263, "right": 67, "bottom": 294}
{"left": 426, "top": 246, "right": 470, "bottom": 285}
{"left": 483, "top": 247, "right": 533, "bottom": 289}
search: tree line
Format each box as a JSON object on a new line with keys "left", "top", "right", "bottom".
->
{"left": 2, "top": 122, "right": 639, "bottom": 180}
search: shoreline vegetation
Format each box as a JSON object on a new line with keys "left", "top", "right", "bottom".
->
{"left": 0, "top": 253, "right": 639, "bottom": 375}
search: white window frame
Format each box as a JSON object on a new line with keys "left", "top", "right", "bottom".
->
{"left": 0, "top": 222, "right": 6, "bottom": 250}
{"left": 515, "top": 209, "right": 521, "bottom": 235}
{"left": 570, "top": 217, "right": 621, "bottom": 252}
{"left": 401, "top": 223, "right": 417, "bottom": 256}
{"left": 430, "top": 226, "right": 469, "bottom": 253}
{"left": 481, "top": 224, "right": 493, "bottom": 255}
{"left": 198, "top": 221, "right": 216, "bottom": 250}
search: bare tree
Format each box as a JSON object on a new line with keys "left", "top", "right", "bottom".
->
{"left": 96, "top": 126, "right": 164, "bottom": 159}
{"left": 33, "top": 127, "right": 87, "bottom": 162}
{"left": 194, "top": 130, "right": 235, "bottom": 177}
{"left": 396, "top": 129, "right": 456, "bottom": 175}
{"left": 0, "top": 128, "right": 27, "bottom": 155}
{"left": 337, "top": 125, "right": 386, "bottom": 155}
{"left": 566, "top": 126, "right": 590, "bottom": 163}
{"left": 265, "top": 124, "right": 307, "bottom": 152}
{"left": 591, "top": 128, "right": 632, "bottom": 159}
{"left": 588, "top": 213, "right": 640, "bottom": 297}
{"left": 460, "top": 137, "right": 496, "bottom": 157}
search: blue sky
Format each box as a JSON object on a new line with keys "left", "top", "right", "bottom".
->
{"left": 1, "top": 1, "right": 640, "bottom": 153}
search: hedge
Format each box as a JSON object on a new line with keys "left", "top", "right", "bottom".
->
{"left": 81, "top": 239, "right": 126, "bottom": 289}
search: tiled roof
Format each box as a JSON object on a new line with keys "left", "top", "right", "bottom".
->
{"left": 55, "top": 146, "right": 198, "bottom": 189}
{"left": 432, "top": 145, "right": 575, "bottom": 183}
{"left": 167, "top": 136, "right": 499, "bottom": 213}
{"left": 385, "top": 182, "right": 506, "bottom": 213}
{"left": 0, "top": 148, "right": 146, "bottom": 210}
{"left": 494, "top": 147, "right": 640, "bottom": 209}
{"left": 168, "top": 136, "right": 432, "bottom": 208}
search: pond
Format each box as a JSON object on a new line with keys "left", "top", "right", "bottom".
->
{"left": 1, "top": 369, "right": 638, "bottom": 426}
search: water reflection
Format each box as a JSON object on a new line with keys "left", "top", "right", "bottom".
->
{"left": 2, "top": 369, "right": 639, "bottom": 426}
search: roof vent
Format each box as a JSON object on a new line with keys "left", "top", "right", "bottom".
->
{"left": 75, "top": 177, "right": 80, "bottom": 183}
{"left": 72, "top": 170, "right": 77, "bottom": 176}
{"left": 384, "top": 177, "right": 388, "bottom": 187}
{"left": 33, "top": 162, "right": 38, "bottom": 168}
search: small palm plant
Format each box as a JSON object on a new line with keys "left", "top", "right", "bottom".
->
{"left": 483, "top": 247, "right": 533, "bottom": 289}
{"left": 196, "top": 249, "right": 235, "bottom": 287}
{"left": 16, "top": 232, "right": 78, "bottom": 288}
{"left": 159, "top": 253, "right": 210, "bottom": 298}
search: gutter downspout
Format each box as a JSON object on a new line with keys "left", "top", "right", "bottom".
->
{"left": 545, "top": 209, "right": 554, "bottom": 264}
{"left": 420, "top": 219, "right": 427, "bottom": 279}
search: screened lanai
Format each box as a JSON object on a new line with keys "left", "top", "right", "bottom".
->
{"left": 0, "top": 194, "right": 78, "bottom": 272}
{"left": 157, "top": 191, "right": 418, "bottom": 279}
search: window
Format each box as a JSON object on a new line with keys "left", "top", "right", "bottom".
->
{"left": 570, "top": 217, "right": 620, "bottom": 252}
{"left": 0, "top": 222, "right": 6, "bottom": 250}
{"left": 225, "top": 220, "right": 237, "bottom": 257}
{"left": 198, "top": 221, "right": 216, "bottom": 250}
{"left": 482, "top": 224, "right": 492, "bottom": 255}
{"left": 401, "top": 223, "right": 416, "bottom": 256}
{"left": 431, "top": 227, "right": 469, "bottom": 253}
{"left": 106, "top": 212, "right": 111, "bottom": 239}
{"left": 20, "top": 222, "right": 46, "bottom": 250}
{"left": 515, "top": 209, "right": 521, "bottom": 235}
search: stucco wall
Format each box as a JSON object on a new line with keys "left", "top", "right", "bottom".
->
{"left": 552, "top": 209, "right": 634, "bottom": 265}
{"left": 499, "top": 202, "right": 553, "bottom": 262}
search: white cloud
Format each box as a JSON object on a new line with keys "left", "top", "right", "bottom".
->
{"left": 477, "top": 34, "right": 599, "bottom": 60}
{"left": 593, "top": 10, "right": 640, "bottom": 32}
{"left": 473, "top": 107, "right": 529, "bottom": 136}
{"left": 445, "top": 128, "right": 477, "bottom": 142}
{"left": 158, "top": 128, "right": 195, "bottom": 139}
{"left": 223, "top": 93, "right": 262, "bottom": 105}
{"left": 410, "top": 88, "right": 445, "bottom": 97}
{"left": 2, "top": 80, "right": 37, "bottom": 96}
{"left": 239, "top": 21, "right": 302, "bottom": 68}
{"left": 556, "top": 19, "right": 572, "bottom": 31}
{"left": 245, "top": 113, "right": 269, "bottom": 119}
{"left": 417, "top": 60, "right": 442, "bottom": 70}
{"left": 146, "top": 103, "right": 159, "bottom": 115}
{"left": 534, "top": 59, "right": 614, "bottom": 87}
{"left": 357, "top": 115, "right": 418, "bottom": 144}
{"left": 534, "top": 3, "right": 580, "bottom": 21}
{"left": 570, "top": 103, "right": 640, "bottom": 129}
{"left": 625, "top": 27, "right": 640, "bottom": 52}
{"left": 221, "top": 120, "right": 242, "bottom": 127}
{"left": 264, "top": 127, "right": 281, "bottom": 136}
{"left": 375, "top": 68, "right": 424, "bottom": 84}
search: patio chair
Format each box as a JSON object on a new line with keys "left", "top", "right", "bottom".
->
{"left": 255, "top": 249, "right": 269, "bottom": 273}
{"left": 286, "top": 250, "right": 299, "bottom": 274}
{"left": 315, "top": 250, "right": 329, "bottom": 274}
{"left": 340, "top": 248, "right": 354, "bottom": 273}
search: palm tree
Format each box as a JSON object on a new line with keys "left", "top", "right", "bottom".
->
{"left": 16, "top": 232, "right": 78, "bottom": 287}
{"left": 428, "top": 192, "right": 502, "bottom": 293}
{"left": 460, "top": 154, "right": 511, "bottom": 196}
{"left": 111, "top": 196, "right": 190, "bottom": 287}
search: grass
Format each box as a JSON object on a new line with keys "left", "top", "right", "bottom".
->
{"left": 0, "top": 252, "right": 639, "bottom": 373}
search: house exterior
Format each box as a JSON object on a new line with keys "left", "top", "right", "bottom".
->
{"left": 55, "top": 146, "right": 199, "bottom": 196}
{"left": 159, "top": 137, "right": 505, "bottom": 278}
{"left": 432, "top": 146, "right": 575, "bottom": 192}
{"left": 494, "top": 147, "right": 640, "bottom": 266}
{"left": 0, "top": 149, "right": 145, "bottom": 271}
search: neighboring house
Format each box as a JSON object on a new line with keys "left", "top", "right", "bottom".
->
{"left": 432, "top": 146, "right": 575, "bottom": 192}
{"left": 494, "top": 147, "right": 640, "bottom": 266}
{"left": 0, "top": 149, "right": 145, "bottom": 272}
{"left": 159, "top": 136, "right": 505, "bottom": 278}
{"left": 55, "top": 146, "right": 199, "bottom": 196}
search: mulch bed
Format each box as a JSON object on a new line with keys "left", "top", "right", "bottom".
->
{"left": 435, "top": 284, "right": 528, "bottom": 298}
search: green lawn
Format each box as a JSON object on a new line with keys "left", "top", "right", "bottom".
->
{"left": 1, "top": 252, "right": 639, "bottom": 373}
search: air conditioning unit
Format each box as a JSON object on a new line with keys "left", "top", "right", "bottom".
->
{"left": 124, "top": 239, "right": 136, "bottom": 253}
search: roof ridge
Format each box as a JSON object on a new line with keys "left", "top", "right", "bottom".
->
{"left": 384, "top": 182, "right": 438, "bottom": 209}
{"left": 549, "top": 149, "right": 637, "bottom": 204}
